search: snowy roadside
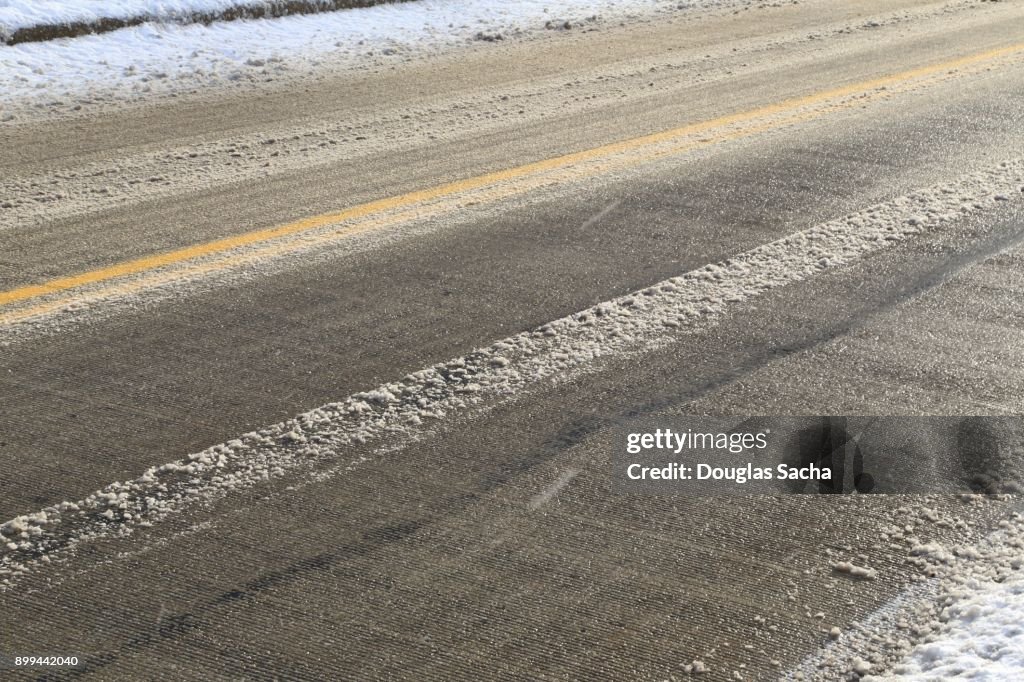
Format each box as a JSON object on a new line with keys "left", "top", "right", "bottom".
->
{"left": 0, "top": 0, "right": 737, "bottom": 122}
{"left": 790, "top": 497, "right": 1024, "bottom": 680}
{"left": 877, "top": 570, "right": 1024, "bottom": 680}
{"left": 0, "top": 0, "right": 405, "bottom": 45}
{"left": 2, "top": 158, "right": 1021, "bottom": 589}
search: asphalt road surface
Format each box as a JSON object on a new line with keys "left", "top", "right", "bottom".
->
{"left": 2, "top": 0, "right": 1024, "bottom": 679}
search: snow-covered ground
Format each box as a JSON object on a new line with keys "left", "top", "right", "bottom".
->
{"left": 877, "top": 575, "right": 1024, "bottom": 680}
{"left": 0, "top": 0, "right": 734, "bottom": 120}
{"left": 792, "top": 501, "right": 1024, "bottom": 681}
{"left": 0, "top": 0, "right": 272, "bottom": 38}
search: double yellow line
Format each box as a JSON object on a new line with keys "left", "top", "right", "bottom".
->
{"left": 2, "top": 42, "right": 1022, "bottom": 317}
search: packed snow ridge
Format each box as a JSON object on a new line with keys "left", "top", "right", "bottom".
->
{"left": 1, "top": 159, "right": 1021, "bottom": 590}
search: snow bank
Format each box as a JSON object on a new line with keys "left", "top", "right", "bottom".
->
{"left": 1, "top": 158, "right": 1021, "bottom": 589}
{"left": 0, "top": 0, "right": 266, "bottom": 37}
{"left": 0, "top": 0, "right": 414, "bottom": 45}
{"left": 0, "top": 0, "right": 730, "bottom": 118}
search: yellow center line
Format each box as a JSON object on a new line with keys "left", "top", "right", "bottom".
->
{"left": 2, "top": 42, "right": 1022, "bottom": 311}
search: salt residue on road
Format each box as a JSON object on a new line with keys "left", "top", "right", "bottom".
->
{"left": 1, "top": 158, "right": 1021, "bottom": 590}
{"left": 0, "top": 0, "right": 734, "bottom": 119}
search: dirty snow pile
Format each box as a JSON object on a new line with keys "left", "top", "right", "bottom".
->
{"left": 0, "top": 0, "right": 270, "bottom": 38}
{"left": 0, "top": 0, "right": 734, "bottom": 118}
